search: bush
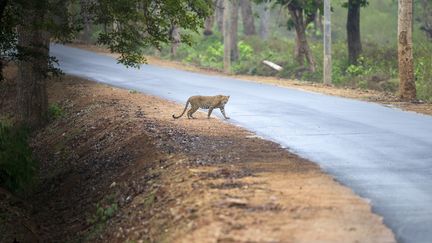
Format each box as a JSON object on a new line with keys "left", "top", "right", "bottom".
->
{"left": 0, "top": 122, "right": 37, "bottom": 193}
{"left": 48, "top": 103, "right": 64, "bottom": 120}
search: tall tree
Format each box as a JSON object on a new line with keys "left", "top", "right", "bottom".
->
{"left": 0, "top": 0, "right": 211, "bottom": 129}
{"left": 323, "top": 0, "right": 331, "bottom": 85}
{"left": 240, "top": 0, "right": 256, "bottom": 35}
{"left": 79, "top": 0, "right": 94, "bottom": 44}
{"left": 231, "top": 0, "right": 239, "bottom": 61}
{"left": 16, "top": 5, "right": 50, "bottom": 128}
{"left": 223, "top": 0, "right": 231, "bottom": 73}
{"left": 216, "top": 0, "right": 224, "bottom": 32}
{"left": 203, "top": 0, "right": 217, "bottom": 36}
{"left": 285, "top": 0, "right": 321, "bottom": 72}
{"left": 398, "top": 0, "right": 416, "bottom": 100}
{"left": 204, "top": 14, "right": 215, "bottom": 36}
{"left": 344, "top": 0, "right": 368, "bottom": 65}
{"left": 258, "top": 1, "right": 271, "bottom": 40}
{"left": 170, "top": 25, "right": 180, "bottom": 57}
{"left": 264, "top": 0, "right": 321, "bottom": 72}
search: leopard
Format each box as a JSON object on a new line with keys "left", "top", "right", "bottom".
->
{"left": 172, "top": 95, "right": 230, "bottom": 119}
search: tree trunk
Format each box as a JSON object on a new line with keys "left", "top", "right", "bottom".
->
{"left": 170, "top": 25, "right": 180, "bottom": 57}
{"left": 347, "top": 0, "right": 362, "bottom": 65}
{"left": 17, "top": 10, "right": 50, "bottom": 129}
{"left": 223, "top": 0, "right": 231, "bottom": 73}
{"left": 204, "top": 14, "right": 215, "bottom": 36}
{"left": 289, "top": 6, "right": 316, "bottom": 72}
{"left": 230, "top": 0, "right": 239, "bottom": 61}
{"left": 204, "top": 1, "right": 216, "bottom": 36}
{"left": 323, "top": 0, "right": 332, "bottom": 85}
{"left": 80, "top": 0, "right": 93, "bottom": 43}
{"left": 398, "top": 0, "right": 416, "bottom": 101}
{"left": 216, "top": 0, "right": 224, "bottom": 33}
{"left": 240, "top": 0, "right": 256, "bottom": 35}
{"left": 81, "top": 21, "right": 93, "bottom": 43}
{"left": 314, "top": 10, "right": 323, "bottom": 37}
{"left": 258, "top": 1, "right": 270, "bottom": 40}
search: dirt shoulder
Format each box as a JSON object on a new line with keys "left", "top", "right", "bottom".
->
{"left": 1, "top": 73, "right": 395, "bottom": 242}
{"left": 70, "top": 43, "right": 432, "bottom": 117}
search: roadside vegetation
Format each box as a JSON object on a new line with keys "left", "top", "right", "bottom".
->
{"left": 142, "top": 0, "right": 432, "bottom": 102}
{"left": 0, "top": 121, "right": 37, "bottom": 194}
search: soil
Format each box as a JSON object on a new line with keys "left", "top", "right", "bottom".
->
{"left": 1, "top": 67, "right": 395, "bottom": 242}
{"left": 70, "top": 43, "right": 432, "bottom": 117}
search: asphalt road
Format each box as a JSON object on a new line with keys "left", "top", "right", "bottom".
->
{"left": 51, "top": 44, "right": 432, "bottom": 243}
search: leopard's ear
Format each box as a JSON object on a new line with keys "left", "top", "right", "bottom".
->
{"left": 227, "top": 95, "right": 230, "bottom": 99}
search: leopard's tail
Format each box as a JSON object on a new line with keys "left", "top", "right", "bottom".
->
{"left": 172, "top": 99, "right": 190, "bottom": 119}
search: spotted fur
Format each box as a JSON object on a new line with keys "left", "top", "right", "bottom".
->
{"left": 172, "top": 95, "right": 230, "bottom": 119}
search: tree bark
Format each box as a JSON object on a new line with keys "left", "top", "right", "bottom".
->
{"left": 79, "top": 0, "right": 94, "bottom": 43}
{"left": 204, "top": 14, "right": 215, "bottom": 36}
{"left": 230, "top": 0, "right": 239, "bottom": 61}
{"left": 17, "top": 9, "right": 50, "bottom": 129}
{"left": 216, "top": 0, "right": 224, "bottom": 33}
{"left": 169, "top": 25, "right": 180, "bottom": 57}
{"left": 398, "top": 0, "right": 416, "bottom": 101}
{"left": 240, "top": 0, "right": 256, "bottom": 35}
{"left": 288, "top": 6, "right": 316, "bottom": 72}
{"left": 347, "top": 0, "right": 362, "bottom": 65}
{"left": 223, "top": 0, "right": 231, "bottom": 73}
{"left": 204, "top": 1, "right": 216, "bottom": 36}
{"left": 258, "top": 1, "right": 270, "bottom": 40}
{"left": 314, "top": 10, "right": 323, "bottom": 36}
{"left": 323, "top": 0, "right": 332, "bottom": 85}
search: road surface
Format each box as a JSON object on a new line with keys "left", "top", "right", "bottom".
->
{"left": 51, "top": 44, "right": 432, "bottom": 243}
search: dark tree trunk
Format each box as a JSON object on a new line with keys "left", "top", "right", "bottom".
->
{"left": 347, "top": 0, "right": 362, "bottom": 65}
{"left": 17, "top": 10, "right": 50, "bottom": 129}
{"left": 258, "top": 1, "right": 270, "bottom": 40}
{"left": 80, "top": 0, "right": 93, "bottom": 43}
{"left": 288, "top": 6, "right": 316, "bottom": 72}
{"left": 230, "top": 0, "right": 239, "bottom": 61}
{"left": 240, "top": 0, "right": 256, "bottom": 35}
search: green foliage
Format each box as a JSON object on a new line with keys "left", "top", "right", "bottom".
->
{"left": 174, "top": 34, "right": 224, "bottom": 70}
{"left": 414, "top": 38, "right": 432, "bottom": 102}
{"left": 93, "top": 0, "right": 212, "bottom": 67}
{"left": 85, "top": 194, "right": 119, "bottom": 241}
{"left": 88, "top": 202, "right": 119, "bottom": 224}
{"left": 48, "top": 103, "right": 64, "bottom": 120}
{"left": 0, "top": 122, "right": 37, "bottom": 193}
{"left": 1, "top": 0, "right": 212, "bottom": 70}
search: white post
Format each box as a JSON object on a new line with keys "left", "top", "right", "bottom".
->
{"left": 323, "top": 0, "right": 332, "bottom": 85}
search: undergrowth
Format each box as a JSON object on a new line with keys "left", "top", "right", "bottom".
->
{"left": 0, "top": 121, "right": 37, "bottom": 194}
{"left": 147, "top": 30, "right": 432, "bottom": 101}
